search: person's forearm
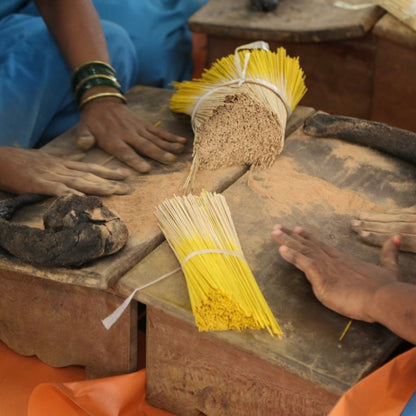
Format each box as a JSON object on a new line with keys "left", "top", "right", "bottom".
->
{"left": 34, "top": 0, "right": 109, "bottom": 70}
{"left": 369, "top": 282, "right": 416, "bottom": 344}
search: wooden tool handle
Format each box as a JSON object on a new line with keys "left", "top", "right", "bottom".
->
{"left": 303, "top": 111, "right": 416, "bottom": 165}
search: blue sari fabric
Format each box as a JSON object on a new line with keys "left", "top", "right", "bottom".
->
{"left": 0, "top": 0, "right": 208, "bottom": 148}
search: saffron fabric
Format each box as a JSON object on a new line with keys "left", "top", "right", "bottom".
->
{"left": 329, "top": 347, "right": 416, "bottom": 416}
{"left": 0, "top": 341, "right": 174, "bottom": 416}
{"left": 27, "top": 370, "right": 175, "bottom": 416}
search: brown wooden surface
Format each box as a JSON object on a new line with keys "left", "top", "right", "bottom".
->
{"left": 118, "top": 119, "right": 416, "bottom": 414}
{"left": 373, "top": 13, "right": 416, "bottom": 49}
{"left": 146, "top": 307, "right": 339, "bottom": 416}
{"left": 190, "top": 0, "right": 383, "bottom": 42}
{"left": 372, "top": 15, "right": 416, "bottom": 132}
{"left": 0, "top": 269, "right": 137, "bottom": 378}
{"left": 202, "top": 37, "right": 378, "bottom": 120}
{"left": 0, "top": 86, "right": 245, "bottom": 290}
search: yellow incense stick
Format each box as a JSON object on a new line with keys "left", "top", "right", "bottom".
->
{"left": 339, "top": 319, "right": 353, "bottom": 341}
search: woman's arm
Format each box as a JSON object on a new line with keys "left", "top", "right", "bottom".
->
{"left": 34, "top": 0, "right": 187, "bottom": 174}
{"left": 34, "top": 0, "right": 109, "bottom": 69}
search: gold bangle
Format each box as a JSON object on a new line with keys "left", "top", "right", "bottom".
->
{"left": 79, "top": 92, "right": 127, "bottom": 109}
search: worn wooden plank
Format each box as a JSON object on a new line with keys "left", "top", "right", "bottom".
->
{"left": 190, "top": 0, "right": 383, "bottom": 42}
{"left": 373, "top": 13, "right": 416, "bottom": 49}
{"left": 199, "top": 34, "right": 378, "bottom": 120}
{"left": 372, "top": 14, "right": 416, "bottom": 131}
{"left": 146, "top": 307, "right": 339, "bottom": 416}
{"left": 0, "top": 269, "right": 137, "bottom": 378}
{"left": 121, "top": 124, "right": 416, "bottom": 414}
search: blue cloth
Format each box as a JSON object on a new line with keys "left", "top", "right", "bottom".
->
{"left": 0, "top": 0, "right": 209, "bottom": 148}
{"left": 92, "top": 0, "right": 209, "bottom": 87}
{"left": 401, "top": 391, "right": 416, "bottom": 416}
{"left": 0, "top": 0, "right": 28, "bottom": 20}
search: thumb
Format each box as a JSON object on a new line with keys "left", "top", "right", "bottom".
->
{"left": 379, "top": 235, "right": 401, "bottom": 277}
{"left": 75, "top": 124, "right": 96, "bottom": 151}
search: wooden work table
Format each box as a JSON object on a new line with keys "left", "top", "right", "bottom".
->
{"left": 113, "top": 97, "right": 415, "bottom": 413}
{"left": 0, "top": 86, "right": 246, "bottom": 378}
{"left": 0, "top": 85, "right": 306, "bottom": 378}
{"left": 1, "top": 85, "right": 415, "bottom": 415}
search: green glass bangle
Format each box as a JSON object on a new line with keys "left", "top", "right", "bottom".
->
{"left": 75, "top": 74, "right": 120, "bottom": 93}
{"left": 75, "top": 76, "right": 122, "bottom": 104}
{"left": 71, "top": 61, "right": 116, "bottom": 92}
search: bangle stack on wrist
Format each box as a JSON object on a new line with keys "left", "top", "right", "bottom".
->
{"left": 71, "top": 61, "right": 127, "bottom": 109}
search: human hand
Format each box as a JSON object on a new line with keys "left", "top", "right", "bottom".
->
{"left": 0, "top": 147, "right": 131, "bottom": 196}
{"left": 271, "top": 224, "right": 401, "bottom": 322}
{"left": 351, "top": 207, "right": 416, "bottom": 253}
{"left": 77, "top": 99, "right": 187, "bottom": 172}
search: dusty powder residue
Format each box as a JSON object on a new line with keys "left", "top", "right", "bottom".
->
{"left": 195, "top": 93, "right": 284, "bottom": 170}
{"left": 328, "top": 139, "right": 400, "bottom": 172}
{"left": 103, "top": 171, "right": 188, "bottom": 237}
{"left": 247, "top": 156, "right": 398, "bottom": 218}
{"left": 102, "top": 165, "right": 240, "bottom": 237}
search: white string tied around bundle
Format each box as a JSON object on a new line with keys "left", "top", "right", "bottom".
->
{"left": 102, "top": 248, "right": 246, "bottom": 330}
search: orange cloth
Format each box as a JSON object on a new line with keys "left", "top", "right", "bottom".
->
{"left": 329, "top": 347, "right": 416, "bottom": 416}
{"left": 0, "top": 342, "right": 174, "bottom": 416}
{"left": 0, "top": 342, "right": 85, "bottom": 416}
{"left": 28, "top": 370, "right": 175, "bottom": 416}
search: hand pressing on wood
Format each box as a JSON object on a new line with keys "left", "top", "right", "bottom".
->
{"left": 77, "top": 99, "right": 187, "bottom": 173}
{"left": 0, "top": 147, "right": 132, "bottom": 197}
{"left": 351, "top": 207, "right": 416, "bottom": 253}
{"left": 271, "top": 224, "right": 416, "bottom": 345}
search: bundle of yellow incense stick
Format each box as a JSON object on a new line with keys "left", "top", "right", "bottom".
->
{"left": 170, "top": 41, "right": 307, "bottom": 191}
{"left": 155, "top": 190, "right": 282, "bottom": 336}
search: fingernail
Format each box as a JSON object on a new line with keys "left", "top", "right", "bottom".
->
{"left": 115, "top": 168, "right": 132, "bottom": 177}
{"left": 164, "top": 153, "right": 177, "bottom": 163}
{"left": 360, "top": 231, "right": 370, "bottom": 237}
{"left": 351, "top": 219, "right": 361, "bottom": 226}
{"left": 392, "top": 235, "right": 401, "bottom": 248}
{"left": 115, "top": 183, "right": 132, "bottom": 194}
